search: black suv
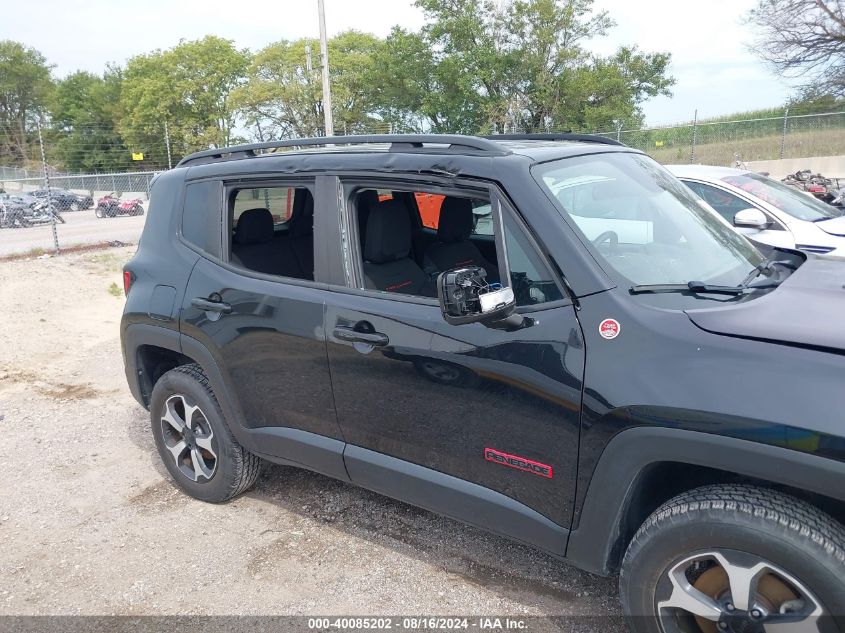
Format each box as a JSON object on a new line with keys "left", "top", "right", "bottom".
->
{"left": 121, "top": 134, "right": 845, "bottom": 632}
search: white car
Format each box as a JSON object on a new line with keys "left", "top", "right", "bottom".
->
{"left": 668, "top": 164, "right": 845, "bottom": 256}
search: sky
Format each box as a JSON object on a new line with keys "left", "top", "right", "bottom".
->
{"left": 0, "top": 0, "right": 799, "bottom": 127}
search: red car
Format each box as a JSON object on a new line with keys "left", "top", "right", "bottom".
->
{"left": 95, "top": 193, "right": 144, "bottom": 218}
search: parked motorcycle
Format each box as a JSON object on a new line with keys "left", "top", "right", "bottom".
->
{"left": 0, "top": 195, "right": 64, "bottom": 227}
{"left": 781, "top": 169, "right": 843, "bottom": 206}
{"left": 95, "top": 193, "right": 144, "bottom": 218}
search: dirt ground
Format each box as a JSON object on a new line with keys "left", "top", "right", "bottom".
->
{"left": 0, "top": 246, "right": 622, "bottom": 630}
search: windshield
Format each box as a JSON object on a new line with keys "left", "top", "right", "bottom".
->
{"left": 722, "top": 173, "right": 843, "bottom": 222}
{"left": 534, "top": 152, "right": 765, "bottom": 287}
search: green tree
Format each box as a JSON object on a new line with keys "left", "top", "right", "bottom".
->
{"left": 233, "top": 30, "right": 385, "bottom": 139}
{"left": 0, "top": 41, "right": 53, "bottom": 165}
{"left": 376, "top": 0, "right": 673, "bottom": 134}
{"left": 50, "top": 68, "right": 130, "bottom": 172}
{"left": 120, "top": 36, "right": 250, "bottom": 166}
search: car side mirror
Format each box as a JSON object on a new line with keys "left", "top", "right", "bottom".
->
{"left": 734, "top": 208, "right": 769, "bottom": 229}
{"left": 437, "top": 266, "right": 525, "bottom": 329}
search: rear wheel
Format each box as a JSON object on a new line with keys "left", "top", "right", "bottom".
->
{"left": 69, "top": 201, "right": 79, "bottom": 212}
{"left": 95, "top": 206, "right": 104, "bottom": 218}
{"left": 620, "top": 484, "right": 845, "bottom": 633}
{"left": 149, "top": 364, "right": 262, "bottom": 503}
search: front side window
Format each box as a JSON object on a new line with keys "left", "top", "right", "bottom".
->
{"left": 534, "top": 152, "right": 765, "bottom": 288}
{"left": 348, "top": 185, "right": 561, "bottom": 307}
{"left": 683, "top": 181, "right": 753, "bottom": 224}
{"left": 721, "top": 173, "right": 843, "bottom": 222}
{"left": 502, "top": 210, "right": 564, "bottom": 305}
{"left": 415, "top": 192, "right": 494, "bottom": 236}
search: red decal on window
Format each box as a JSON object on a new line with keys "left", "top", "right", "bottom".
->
{"left": 385, "top": 280, "right": 412, "bottom": 291}
{"left": 484, "top": 448, "right": 553, "bottom": 478}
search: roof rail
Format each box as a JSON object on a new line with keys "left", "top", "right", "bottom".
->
{"left": 483, "top": 133, "right": 625, "bottom": 146}
{"left": 176, "top": 134, "right": 512, "bottom": 167}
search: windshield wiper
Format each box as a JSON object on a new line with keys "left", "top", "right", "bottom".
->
{"left": 630, "top": 281, "right": 749, "bottom": 296}
{"left": 630, "top": 258, "right": 793, "bottom": 296}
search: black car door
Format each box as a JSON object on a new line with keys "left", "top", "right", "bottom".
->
{"left": 324, "top": 179, "right": 585, "bottom": 539}
{"left": 180, "top": 177, "right": 346, "bottom": 480}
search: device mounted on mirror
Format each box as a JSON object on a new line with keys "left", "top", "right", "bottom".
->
{"left": 436, "top": 266, "right": 528, "bottom": 330}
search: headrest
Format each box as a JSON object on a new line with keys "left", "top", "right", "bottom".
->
{"left": 363, "top": 198, "right": 412, "bottom": 264}
{"left": 234, "top": 208, "right": 274, "bottom": 245}
{"left": 437, "top": 196, "right": 474, "bottom": 242}
{"left": 356, "top": 189, "right": 381, "bottom": 249}
{"left": 289, "top": 189, "right": 314, "bottom": 237}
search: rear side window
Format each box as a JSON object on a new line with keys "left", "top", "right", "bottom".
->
{"left": 233, "top": 187, "right": 297, "bottom": 227}
{"left": 227, "top": 184, "right": 315, "bottom": 281}
{"left": 182, "top": 181, "right": 222, "bottom": 256}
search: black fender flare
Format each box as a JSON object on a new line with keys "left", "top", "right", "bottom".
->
{"left": 565, "top": 426, "right": 845, "bottom": 576}
{"left": 122, "top": 323, "right": 349, "bottom": 482}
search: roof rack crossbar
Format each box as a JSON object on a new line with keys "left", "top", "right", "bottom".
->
{"left": 483, "top": 133, "right": 624, "bottom": 146}
{"left": 177, "top": 134, "right": 511, "bottom": 167}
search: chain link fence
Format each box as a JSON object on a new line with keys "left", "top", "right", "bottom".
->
{"left": 594, "top": 110, "right": 845, "bottom": 167}
{"left": 3, "top": 170, "right": 159, "bottom": 197}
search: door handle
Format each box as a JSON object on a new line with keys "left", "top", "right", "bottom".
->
{"left": 333, "top": 326, "right": 389, "bottom": 347}
{"left": 191, "top": 296, "right": 232, "bottom": 314}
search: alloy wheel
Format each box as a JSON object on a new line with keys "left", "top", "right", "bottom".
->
{"left": 160, "top": 394, "right": 218, "bottom": 482}
{"left": 657, "top": 550, "right": 825, "bottom": 633}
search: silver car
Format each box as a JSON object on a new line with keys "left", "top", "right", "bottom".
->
{"left": 668, "top": 164, "right": 845, "bottom": 256}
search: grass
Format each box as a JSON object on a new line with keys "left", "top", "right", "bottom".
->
{"left": 634, "top": 128, "right": 845, "bottom": 166}
{"left": 107, "top": 282, "right": 123, "bottom": 298}
{"left": 87, "top": 251, "right": 130, "bottom": 273}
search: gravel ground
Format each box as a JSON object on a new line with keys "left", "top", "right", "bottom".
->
{"left": 0, "top": 207, "right": 147, "bottom": 256}
{"left": 0, "top": 246, "right": 622, "bottom": 632}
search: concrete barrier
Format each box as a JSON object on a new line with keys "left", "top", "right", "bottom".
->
{"left": 745, "top": 155, "right": 845, "bottom": 180}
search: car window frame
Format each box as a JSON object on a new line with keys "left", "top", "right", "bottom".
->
{"left": 333, "top": 175, "right": 569, "bottom": 311}
{"left": 683, "top": 178, "right": 788, "bottom": 232}
{"left": 210, "top": 176, "right": 326, "bottom": 288}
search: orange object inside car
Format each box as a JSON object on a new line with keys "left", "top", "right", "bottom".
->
{"left": 378, "top": 191, "right": 445, "bottom": 229}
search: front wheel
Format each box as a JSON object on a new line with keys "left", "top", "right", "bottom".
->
{"left": 620, "top": 484, "right": 845, "bottom": 633}
{"left": 95, "top": 206, "right": 104, "bottom": 218}
{"left": 149, "top": 364, "right": 262, "bottom": 503}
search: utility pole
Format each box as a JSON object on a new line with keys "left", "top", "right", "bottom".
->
{"left": 164, "top": 120, "right": 173, "bottom": 170}
{"left": 317, "top": 0, "right": 334, "bottom": 137}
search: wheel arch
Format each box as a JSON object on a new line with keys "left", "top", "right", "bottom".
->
{"left": 565, "top": 427, "right": 845, "bottom": 576}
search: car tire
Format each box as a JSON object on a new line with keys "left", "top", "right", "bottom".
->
{"left": 70, "top": 201, "right": 79, "bottom": 212}
{"left": 95, "top": 207, "right": 104, "bottom": 218}
{"left": 620, "top": 484, "right": 845, "bottom": 633}
{"left": 149, "top": 363, "right": 262, "bottom": 503}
